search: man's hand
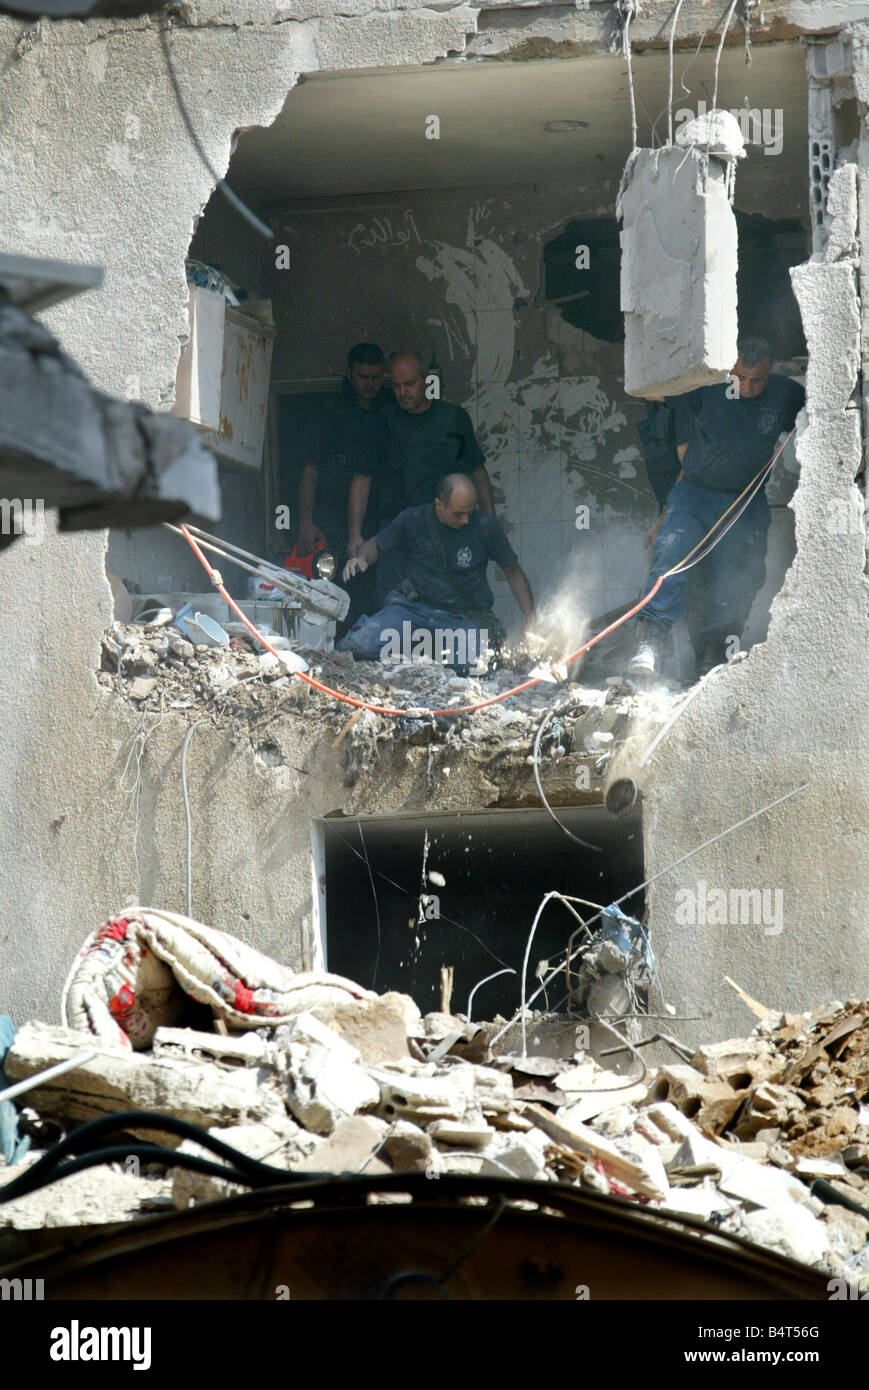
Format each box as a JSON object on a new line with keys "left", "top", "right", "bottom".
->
{"left": 644, "top": 508, "right": 666, "bottom": 549}
{"left": 346, "top": 533, "right": 365, "bottom": 560}
{"left": 297, "top": 522, "right": 327, "bottom": 555}
{"left": 343, "top": 556, "right": 369, "bottom": 582}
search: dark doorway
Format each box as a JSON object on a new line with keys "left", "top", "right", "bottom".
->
{"left": 321, "top": 806, "right": 644, "bottom": 1019}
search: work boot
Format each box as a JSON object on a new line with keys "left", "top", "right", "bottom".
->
{"left": 694, "top": 638, "right": 727, "bottom": 681}
{"left": 627, "top": 616, "right": 668, "bottom": 679}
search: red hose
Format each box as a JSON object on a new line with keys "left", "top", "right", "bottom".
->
{"left": 176, "top": 429, "right": 792, "bottom": 721}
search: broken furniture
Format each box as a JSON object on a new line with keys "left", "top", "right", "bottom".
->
{"left": 172, "top": 277, "right": 276, "bottom": 470}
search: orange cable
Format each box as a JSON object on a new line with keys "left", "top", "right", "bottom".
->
{"left": 176, "top": 427, "right": 794, "bottom": 721}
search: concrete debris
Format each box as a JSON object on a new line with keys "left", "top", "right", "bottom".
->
{"left": 293, "top": 1116, "right": 391, "bottom": 1176}
{"left": 648, "top": 1064, "right": 745, "bottom": 1133}
{"left": 310, "top": 991, "right": 422, "bottom": 1064}
{"left": 382, "top": 1120, "right": 434, "bottom": 1173}
{"left": 96, "top": 620, "right": 677, "bottom": 790}
{"left": 739, "top": 1204, "right": 831, "bottom": 1267}
{"left": 369, "top": 1057, "right": 514, "bottom": 1124}
{"left": 3, "top": 996, "right": 869, "bottom": 1285}
{"left": 277, "top": 1012, "right": 381, "bottom": 1135}
{"left": 4, "top": 1022, "right": 289, "bottom": 1135}
{"left": 172, "top": 1120, "right": 305, "bottom": 1209}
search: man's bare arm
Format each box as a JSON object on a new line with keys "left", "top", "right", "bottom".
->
{"left": 502, "top": 563, "right": 535, "bottom": 626}
{"left": 472, "top": 465, "right": 495, "bottom": 516}
{"left": 343, "top": 535, "right": 379, "bottom": 581}
{"left": 297, "top": 465, "right": 327, "bottom": 551}
{"left": 347, "top": 474, "right": 372, "bottom": 556}
{"left": 644, "top": 467, "right": 684, "bottom": 548}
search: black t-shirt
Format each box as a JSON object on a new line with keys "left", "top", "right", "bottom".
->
{"left": 377, "top": 503, "right": 518, "bottom": 613}
{"left": 295, "top": 380, "right": 387, "bottom": 530}
{"left": 364, "top": 398, "right": 486, "bottom": 518}
{"left": 673, "top": 375, "right": 805, "bottom": 492}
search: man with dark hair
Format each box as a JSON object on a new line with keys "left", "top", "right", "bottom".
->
{"left": 628, "top": 337, "right": 805, "bottom": 681}
{"left": 338, "top": 472, "right": 534, "bottom": 672}
{"left": 292, "top": 342, "right": 388, "bottom": 626}
{"left": 346, "top": 350, "right": 496, "bottom": 598}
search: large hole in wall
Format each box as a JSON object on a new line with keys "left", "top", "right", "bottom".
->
{"left": 543, "top": 218, "right": 624, "bottom": 342}
{"left": 320, "top": 806, "right": 644, "bottom": 1018}
{"left": 543, "top": 213, "right": 808, "bottom": 359}
{"left": 734, "top": 213, "right": 808, "bottom": 360}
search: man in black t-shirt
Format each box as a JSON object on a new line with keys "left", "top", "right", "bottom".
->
{"left": 338, "top": 473, "right": 534, "bottom": 672}
{"left": 346, "top": 350, "right": 496, "bottom": 599}
{"left": 288, "top": 342, "right": 388, "bottom": 629}
{"left": 629, "top": 337, "right": 805, "bottom": 682}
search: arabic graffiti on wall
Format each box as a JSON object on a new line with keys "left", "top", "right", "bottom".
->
{"left": 344, "top": 209, "right": 422, "bottom": 255}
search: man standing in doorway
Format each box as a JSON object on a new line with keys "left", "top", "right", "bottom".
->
{"left": 294, "top": 342, "right": 388, "bottom": 625}
{"left": 628, "top": 337, "right": 805, "bottom": 682}
{"left": 346, "top": 349, "right": 496, "bottom": 597}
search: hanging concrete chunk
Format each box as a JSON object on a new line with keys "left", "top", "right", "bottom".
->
{"left": 619, "top": 146, "right": 738, "bottom": 398}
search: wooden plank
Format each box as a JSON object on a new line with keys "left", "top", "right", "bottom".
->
{"left": 523, "top": 1103, "right": 669, "bottom": 1199}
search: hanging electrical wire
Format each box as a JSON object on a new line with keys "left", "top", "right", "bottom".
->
{"left": 159, "top": 14, "right": 273, "bottom": 242}
{"left": 532, "top": 704, "right": 603, "bottom": 853}
{"left": 174, "top": 426, "right": 794, "bottom": 724}
{"left": 492, "top": 780, "right": 808, "bottom": 1047}
{"left": 617, "top": 0, "right": 641, "bottom": 151}
{"left": 712, "top": 0, "right": 741, "bottom": 113}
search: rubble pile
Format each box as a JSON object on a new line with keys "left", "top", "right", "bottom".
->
{"left": 98, "top": 619, "right": 674, "bottom": 780}
{"left": 2, "top": 994, "right": 868, "bottom": 1282}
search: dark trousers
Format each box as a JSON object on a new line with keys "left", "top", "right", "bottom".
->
{"left": 642, "top": 479, "right": 770, "bottom": 655}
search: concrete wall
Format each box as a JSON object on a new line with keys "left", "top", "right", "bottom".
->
{"left": 643, "top": 156, "right": 869, "bottom": 1045}
{"left": 0, "top": 2, "right": 866, "bottom": 1040}
{"left": 107, "top": 192, "right": 273, "bottom": 598}
{"left": 0, "top": 2, "right": 498, "bottom": 1023}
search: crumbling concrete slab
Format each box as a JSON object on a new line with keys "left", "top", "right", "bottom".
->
{"left": 368, "top": 1058, "right": 514, "bottom": 1124}
{"left": 4, "top": 1022, "right": 287, "bottom": 1135}
{"left": 619, "top": 146, "right": 738, "bottom": 397}
{"left": 293, "top": 1115, "right": 391, "bottom": 1175}
{"left": 278, "top": 1013, "right": 381, "bottom": 1135}
{"left": 311, "top": 991, "right": 422, "bottom": 1064}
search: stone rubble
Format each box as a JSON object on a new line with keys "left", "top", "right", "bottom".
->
{"left": 96, "top": 619, "right": 678, "bottom": 786}
{"left": 2, "top": 994, "right": 868, "bottom": 1287}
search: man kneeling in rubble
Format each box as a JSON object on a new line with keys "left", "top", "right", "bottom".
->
{"left": 338, "top": 472, "right": 535, "bottom": 673}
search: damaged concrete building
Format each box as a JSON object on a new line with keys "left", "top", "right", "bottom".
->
{"left": 0, "top": 0, "right": 868, "bottom": 1217}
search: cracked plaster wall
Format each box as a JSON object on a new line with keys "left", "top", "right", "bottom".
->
{"left": 643, "top": 151, "right": 869, "bottom": 1047}
{"left": 0, "top": 2, "right": 486, "bottom": 1023}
